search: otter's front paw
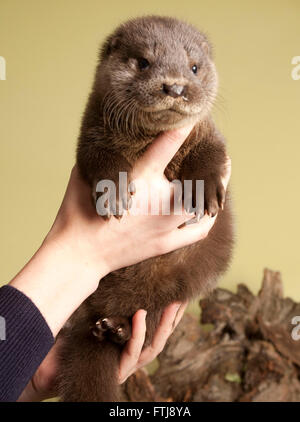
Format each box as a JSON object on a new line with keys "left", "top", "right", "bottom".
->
{"left": 182, "top": 171, "right": 225, "bottom": 218}
{"left": 94, "top": 177, "right": 134, "bottom": 220}
{"left": 92, "top": 316, "right": 132, "bottom": 345}
{"left": 203, "top": 172, "right": 226, "bottom": 217}
{"left": 95, "top": 188, "right": 132, "bottom": 220}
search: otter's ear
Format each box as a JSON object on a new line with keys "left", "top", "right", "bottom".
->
{"left": 100, "top": 34, "right": 121, "bottom": 60}
{"left": 200, "top": 34, "right": 213, "bottom": 57}
{"left": 201, "top": 41, "right": 210, "bottom": 55}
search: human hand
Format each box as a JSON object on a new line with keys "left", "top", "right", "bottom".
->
{"left": 48, "top": 124, "right": 231, "bottom": 278}
{"left": 17, "top": 302, "right": 187, "bottom": 401}
{"left": 118, "top": 302, "right": 187, "bottom": 384}
{"left": 11, "top": 123, "right": 231, "bottom": 337}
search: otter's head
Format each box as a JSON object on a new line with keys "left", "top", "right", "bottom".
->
{"left": 96, "top": 16, "right": 218, "bottom": 135}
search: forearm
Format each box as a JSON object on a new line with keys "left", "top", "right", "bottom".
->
{"left": 9, "top": 234, "right": 106, "bottom": 337}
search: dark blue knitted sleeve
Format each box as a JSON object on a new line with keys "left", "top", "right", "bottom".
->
{"left": 0, "top": 285, "right": 54, "bottom": 401}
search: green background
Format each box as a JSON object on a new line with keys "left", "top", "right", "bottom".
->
{"left": 0, "top": 0, "right": 300, "bottom": 301}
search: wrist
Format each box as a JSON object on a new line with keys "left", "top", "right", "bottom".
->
{"left": 43, "top": 230, "right": 109, "bottom": 286}
{"left": 10, "top": 232, "right": 108, "bottom": 337}
{"left": 46, "top": 213, "right": 113, "bottom": 280}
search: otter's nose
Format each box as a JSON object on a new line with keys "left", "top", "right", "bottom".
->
{"left": 162, "top": 83, "right": 185, "bottom": 98}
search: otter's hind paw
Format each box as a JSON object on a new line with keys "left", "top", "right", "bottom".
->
{"left": 92, "top": 316, "right": 131, "bottom": 345}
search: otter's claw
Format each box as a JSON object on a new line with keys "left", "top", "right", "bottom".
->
{"left": 92, "top": 316, "right": 132, "bottom": 345}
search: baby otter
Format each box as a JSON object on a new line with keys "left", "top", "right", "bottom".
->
{"left": 58, "top": 15, "right": 234, "bottom": 402}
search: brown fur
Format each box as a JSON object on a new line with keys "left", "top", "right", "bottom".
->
{"left": 58, "top": 15, "right": 234, "bottom": 402}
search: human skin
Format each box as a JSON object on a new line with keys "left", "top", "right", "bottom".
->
{"left": 17, "top": 303, "right": 187, "bottom": 401}
{"left": 10, "top": 123, "right": 230, "bottom": 401}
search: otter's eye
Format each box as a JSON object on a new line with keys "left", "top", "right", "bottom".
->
{"left": 192, "top": 64, "right": 198, "bottom": 74}
{"left": 137, "top": 57, "right": 150, "bottom": 70}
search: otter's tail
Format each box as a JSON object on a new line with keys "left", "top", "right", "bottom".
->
{"left": 58, "top": 332, "right": 122, "bottom": 402}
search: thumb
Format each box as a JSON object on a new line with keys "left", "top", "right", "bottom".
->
{"left": 135, "top": 123, "right": 194, "bottom": 175}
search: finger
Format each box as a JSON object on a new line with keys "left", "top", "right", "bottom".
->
{"left": 135, "top": 124, "right": 194, "bottom": 175}
{"left": 222, "top": 156, "right": 231, "bottom": 190}
{"left": 172, "top": 302, "right": 188, "bottom": 330}
{"left": 138, "top": 303, "right": 181, "bottom": 366}
{"left": 163, "top": 214, "right": 217, "bottom": 252}
{"left": 118, "top": 309, "right": 147, "bottom": 384}
{"left": 18, "top": 339, "right": 62, "bottom": 402}
{"left": 157, "top": 209, "right": 199, "bottom": 230}
{"left": 35, "top": 339, "right": 61, "bottom": 399}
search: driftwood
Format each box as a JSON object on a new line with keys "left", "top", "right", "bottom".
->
{"left": 122, "top": 269, "right": 300, "bottom": 402}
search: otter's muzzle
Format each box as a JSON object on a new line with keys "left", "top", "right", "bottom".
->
{"left": 162, "top": 83, "right": 186, "bottom": 98}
